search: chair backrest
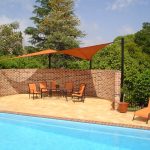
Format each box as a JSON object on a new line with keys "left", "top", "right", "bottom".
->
{"left": 51, "top": 80, "right": 56, "bottom": 89}
{"left": 28, "top": 83, "right": 37, "bottom": 93}
{"left": 78, "top": 83, "right": 86, "bottom": 96}
{"left": 65, "top": 82, "right": 73, "bottom": 91}
{"left": 39, "top": 82, "right": 47, "bottom": 90}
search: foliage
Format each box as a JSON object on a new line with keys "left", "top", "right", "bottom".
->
{"left": 133, "top": 69, "right": 150, "bottom": 106}
{"left": 0, "top": 56, "right": 43, "bottom": 69}
{"left": 92, "top": 44, "right": 121, "bottom": 70}
{"left": 25, "top": 0, "right": 51, "bottom": 47}
{"left": 51, "top": 55, "right": 89, "bottom": 69}
{"left": 91, "top": 24, "right": 150, "bottom": 106}
{"left": 24, "top": 46, "right": 39, "bottom": 53}
{"left": 135, "top": 22, "right": 150, "bottom": 54}
{"left": 0, "top": 22, "right": 23, "bottom": 56}
{"left": 25, "top": 0, "right": 84, "bottom": 50}
{"left": 25, "top": 0, "right": 85, "bottom": 68}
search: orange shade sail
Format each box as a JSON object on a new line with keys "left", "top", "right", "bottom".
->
{"left": 57, "top": 42, "right": 111, "bottom": 60}
{"left": 17, "top": 49, "right": 57, "bottom": 58}
{"left": 16, "top": 42, "right": 111, "bottom": 60}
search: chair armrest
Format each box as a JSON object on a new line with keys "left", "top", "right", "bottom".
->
{"left": 41, "top": 88, "right": 47, "bottom": 90}
{"left": 30, "top": 89, "right": 35, "bottom": 93}
{"left": 74, "top": 91, "right": 80, "bottom": 94}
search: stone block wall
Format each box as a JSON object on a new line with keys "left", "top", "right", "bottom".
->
{"left": 0, "top": 69, "right": 121, "bottom": 101}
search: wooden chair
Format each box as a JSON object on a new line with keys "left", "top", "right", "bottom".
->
{"left": 39, "top": 81, "right": 49, "bottom": 98}
{"left": 28, "top": 83, "right": 40, "bottom": 99}
{"left": 63, "top": 82, "right": 74, "bottom": 101}
{"left": 133, "top": 98, "right": 150, "bottom": 124}
{"left": 72, "top": 83, "right": 86, "bottom": 102}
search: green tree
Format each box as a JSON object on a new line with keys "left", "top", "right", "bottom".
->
{"left": 0, "top": 22, "right": 23, "bottom": 56}
{"left": 92, "top": 31, "right": 150, "bottom": 107}
{"left": 25, "top": 0, "right": 84, "bottom": 50}
{"left": 24, "top": 46, "right": 39, "bottom": 53}
{"left": 25, "top": 0, "right": 85, "bottom": 68}
{"left": 135, "top": 22, "right": 150, "bottom": 54}
{"left": 25, "top": 0, "right": 51, "bottom": 47}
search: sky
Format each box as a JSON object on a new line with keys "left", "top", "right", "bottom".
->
{"left": 0, "top": 0, "right": 149, "bottom": 46}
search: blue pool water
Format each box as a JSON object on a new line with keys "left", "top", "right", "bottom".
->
{"left": 0, "top": 113, "right": 150, "bottom": 150}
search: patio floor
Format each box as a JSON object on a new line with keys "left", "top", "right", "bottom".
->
{"left": 0, "top": 94, "right": 149, "bottom": 129}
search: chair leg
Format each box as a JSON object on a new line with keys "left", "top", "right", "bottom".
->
{"left": 147, "top": 113, "right": 150, "bottom": 124}
{"left": 50, "top": 90, "right": 52, "bottom": 97}
{"left": 146, "top": 119, "right": 149, "bottom": 124}
{"left": 65, "top": 95, "right": 68, "bottom": 101}
{"left": 82, "top": 97, "right": 84, "bottom": 103}
{"left": 132, "top": 114, "right": 135, "bottom": 121}
{"left": 72, "top": 96, "right": 75, "bottom": 103}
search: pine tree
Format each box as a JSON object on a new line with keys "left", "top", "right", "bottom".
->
{"left": 25, "top": 0, "right": 50, "bottom": 48}
{"left": 25, "top": 0, "right": 85, "bottom": 50}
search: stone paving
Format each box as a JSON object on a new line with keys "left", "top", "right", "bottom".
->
{"left": 0, "top": 94, "right": 149, "bottom": 129}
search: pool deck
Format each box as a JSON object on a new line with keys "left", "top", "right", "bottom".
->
{"left": 0, "top": 94, "right": 150, "bottom": 129}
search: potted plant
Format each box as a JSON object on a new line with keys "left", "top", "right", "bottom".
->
{"left": 117, "top": 92, "right": 129, "bottom": 113}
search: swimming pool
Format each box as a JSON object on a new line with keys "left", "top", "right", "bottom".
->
{"left": 0, "top": 113, "right": 149, "bottom": 150}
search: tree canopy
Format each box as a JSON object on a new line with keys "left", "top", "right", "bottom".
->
{"left": 92, "top": 22, "right": 150, "bottom": 106}
{"left": 0, "top": 22, "right": 23, "bottom": 56}
{"left": 135, "top": 22, "right": 150, "bottom": 54}
{"left": 25, "top": 0, "right": 84, "bottom": 50}
{"left": 25, "top": 0, "right": 85, "bottom": 68}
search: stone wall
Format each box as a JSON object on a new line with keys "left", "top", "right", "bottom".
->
{"left": 0, "top": 69, "right": 121, "bottom": 100}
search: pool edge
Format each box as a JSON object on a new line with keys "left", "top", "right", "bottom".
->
{"left": 0, "top": 110, "right": 150, "bottom": 130}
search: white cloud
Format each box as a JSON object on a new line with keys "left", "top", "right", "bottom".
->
{"left": 119, "top": 25, "right": 135, "bottom": 35}
{"left": 81, "top": 36, "right": 105, "bottom": 47}
{"left": 0, "top": 15, "right": 14, "bottom": 25}
{"left": 0, "top": 0, "right": 34, "bottom": 12}
{"left": 107, "top": 0, "right": 138, "bottom": 10}
{"left": 75, "top": 0, "right": 81, "bottom": 8}
{"left": 0, "top": 0, "right": 35, "bottom": 46}
{"left": 79, "top": 20, "right": 106, "bottom": 46}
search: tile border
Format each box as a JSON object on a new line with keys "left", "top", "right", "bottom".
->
{"left": 0, "top": 110, "right": 150, "bottom": 130}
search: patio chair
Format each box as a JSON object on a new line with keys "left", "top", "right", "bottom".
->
{"left": 132, "top": 98, "right": 150, "bottom": 124}
{"left": 63, "top": 82, "right": 74, "bottom": 101}
{"left": 72, "top": 83, "right": 86, "bottom": 102}
{"left": 50, "top": 80, "right": 60, "bottom": 96}
{"left": 39, "top": 81, "right": 49, "bottom": 98}
{"left": 28, "top": 83, "right": 40, "bottom": 100}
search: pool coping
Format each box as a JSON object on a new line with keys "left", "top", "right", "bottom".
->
{"left": 0, "top": 110, "right": 150, "bottom": 130}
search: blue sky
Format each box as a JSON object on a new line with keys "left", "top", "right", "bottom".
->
{"left": 0, "top": 0, "right": 149, "bottom": 46}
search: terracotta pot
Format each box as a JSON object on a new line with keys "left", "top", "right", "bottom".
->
{"left": 117, "top": 102, "right": 128, "bottom": 113}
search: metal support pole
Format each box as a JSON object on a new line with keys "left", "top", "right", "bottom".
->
{"left": 120, "top": 37, "right": 124, "bottom": 102}
{"left": 48, "top": 54, "right": 51, "bottom": 69}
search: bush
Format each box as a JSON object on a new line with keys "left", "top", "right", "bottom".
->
{"left": 0, "top": 56, "right": 44, "bottom": 69}
{"left": 132, "top": 69, "right": 150, "bottom": 106}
